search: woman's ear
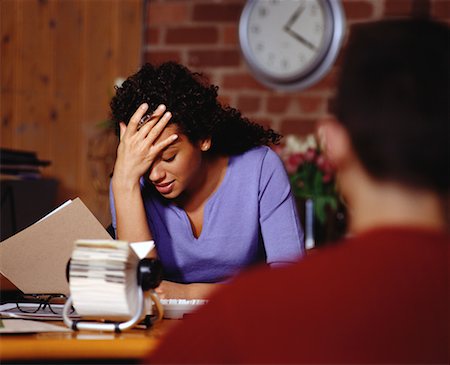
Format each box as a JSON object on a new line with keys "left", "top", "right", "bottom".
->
{"left": 317, "top": 116, "right": 353, "bottom": 168}
{"left": 199, "top": 138, "right": 212, "bottom": 152}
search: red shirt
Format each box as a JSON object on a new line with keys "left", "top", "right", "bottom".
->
{"left": 148, "top": 227, "right": 449, "bottom": 364}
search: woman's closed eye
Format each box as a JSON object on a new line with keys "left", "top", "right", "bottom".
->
{"left": 162, "top": 154, "right": 176, "bottom": 162}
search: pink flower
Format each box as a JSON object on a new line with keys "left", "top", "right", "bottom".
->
{"left": 285, "top": 153, "right": 304, "bottom": 174}
{"left": 316, "top": 155, "right": 335, "bottom": 175}
{"left": 316, "top": 154, "right": 326, "bottom": 169}
{"left": 322, "top": 173, "right": 333, "bottom": 183}
{"left": 304, "top": 148, "right": 316, "bottom": 162}
{"left": 289, "top": 152, "right": 304, "bottom": 166}
{"left": 272, "top": 144, "right": 283, "bottom": 155}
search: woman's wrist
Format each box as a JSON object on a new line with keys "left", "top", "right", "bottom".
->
{"left": 111, "top": 174, "right": 141, "bottom": 193}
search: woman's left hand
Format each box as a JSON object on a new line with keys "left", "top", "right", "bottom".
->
{"left": 155, "top": 280, "right": 189, "bottom": 299}
{"left": 155, "top": 280, "right": 221, "bottom": 300}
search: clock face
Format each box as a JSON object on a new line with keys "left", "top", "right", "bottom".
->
{"left": 239, "top": 0, "right": 345, "bottom": 91}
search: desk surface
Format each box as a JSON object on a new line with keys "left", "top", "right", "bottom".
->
{"left": 0, "top": 319, "right": 178, "bottom": 362}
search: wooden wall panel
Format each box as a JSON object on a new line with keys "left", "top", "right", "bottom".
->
{"left": 0, "top": 0, "right": 144, "bottom": 226}
{"left": 0, "top": 0, "right": 17, "bottom": 147}
{"left": 54, "top": 0, "right": 85, "bottom": 202}
{"left": 16, "top": 1, "right": 53, "bottom": 156}
{"left": 82, "top": 1, "right": 116, "bottom": 221}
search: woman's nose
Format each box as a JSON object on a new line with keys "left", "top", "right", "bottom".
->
{"left": 149, "top": 162, "right": 165, "bottom": 182}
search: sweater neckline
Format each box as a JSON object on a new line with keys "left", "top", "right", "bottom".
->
{"left": 171, "top": 155, "right": 234, "bottom": 241}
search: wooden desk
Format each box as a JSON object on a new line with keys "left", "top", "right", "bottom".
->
{"left": 0, "top": 319, "right": 179, "bottom": 364}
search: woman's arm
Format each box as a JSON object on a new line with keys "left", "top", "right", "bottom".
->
{"left": 259, "top": 149, "right": 305, "bottom": 263}
{"left": 155, "top": 280, "right": 222, "bottom": 300}
{"left": 111, "top": 103, "right": 177, "bottom": 243}
{"left": 112, "top": 178, "right": 152, "bottom": 243}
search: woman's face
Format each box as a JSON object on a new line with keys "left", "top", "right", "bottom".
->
{"left": 147, "top": 124, "right": 208, "bottom": 200}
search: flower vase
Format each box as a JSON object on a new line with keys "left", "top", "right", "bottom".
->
{"left": 304, "top": 199, "right": 315, "bottom": 249}
{"left": 296, "top": 197, "right": 347, "bottom": 248}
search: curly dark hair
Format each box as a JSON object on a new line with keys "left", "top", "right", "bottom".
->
{"left": 110, "top": 62, "right": 281, "bottom": 155}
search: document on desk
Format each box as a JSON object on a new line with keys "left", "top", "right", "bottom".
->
{"left": 0, "top": 319, "right": 71, "bottom": 334}
{"left": 0, "top": 198, "right": 112, "bottom": 295}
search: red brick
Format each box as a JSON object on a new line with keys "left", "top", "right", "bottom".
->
{"left": 193, "top": 3, "right": 243, "bottom": 22}
{"left": 188, "top": 50, "right": 240, "bottom": 67}
{"left": 147, "top": 27, "right": 160, "bottom": 44}
{"left": 333, "top": 48, "right": 346, "bottom": 68}
{"left": 267, "top": 96, "right": 292, "bottom": 113}
{"left": 308, "top": 69, "right": 338, "bottom": 92}
{"left": 297, "top": 96, "right": 325, "bottom": 113}
{"left": 280, "top": 118, "right": 317, "bottom": 136}
{"left": 222, "top": 73, "right": 268, "bottom": 90}
{"left": 250, "top": 117, "right": 273, "bottom": 131}
{"left": 166, "top": 27, "right": 218, "bottom": 44}
{"left": 223, "top": 25, "right": 239, "bottom": 45}
{"left": 327, "top": 96, "right": 337, "bottom": 114}
{"left": 198, "top": 70, "right": 214, "bottom": 83}
{"left": 237, "top": 95, "right": 261, "bottom": 113}
{"left": 148, "top": 2, "right": 190, "bottom": 25}
{"left": 144, "top": 50, "right": 182, "bottom": 65}
{"left": 384, "top": 0, "right": 414, "bottom": 16}
{"left": 217, "top": 94, "right": 232, "bottom": 107}
{"left": 432, "top": 0, "right": 450, "bottom": 19}
{"left": 342, "top": 0, "right": 374, "bottom": 19}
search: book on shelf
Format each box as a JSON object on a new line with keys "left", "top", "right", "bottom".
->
{"left": 0, "top": 148, "right": 51, "bottom": 179}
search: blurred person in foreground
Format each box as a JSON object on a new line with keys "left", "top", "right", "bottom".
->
{"left": 147, "top": 18, "right": 449, "bottom": 364}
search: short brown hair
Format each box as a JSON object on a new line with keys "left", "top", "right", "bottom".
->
{"left": 334, "top": 19, "right": 449, "bottom": 192}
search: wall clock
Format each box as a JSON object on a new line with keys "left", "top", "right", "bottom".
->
{"left": 239, "top": 0, "right": 346, "bottom": 91}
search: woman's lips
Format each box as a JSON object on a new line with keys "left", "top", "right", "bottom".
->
{"left": 154, "top": 181, "right": 175, "bottom": 195}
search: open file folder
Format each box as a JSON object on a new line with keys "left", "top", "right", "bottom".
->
{"left": 0, "top": 198, "right": 111, "bottom": 295}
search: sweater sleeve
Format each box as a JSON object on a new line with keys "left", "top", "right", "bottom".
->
{"left": 258, "top": 148, "right": 305, "bottom": 265}
{"left": 109, "top": 180, "right": 117, "bottom": 237}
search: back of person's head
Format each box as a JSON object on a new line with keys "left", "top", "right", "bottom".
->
{"left": 334, "top": 18, "right": 449, "bottom": 193}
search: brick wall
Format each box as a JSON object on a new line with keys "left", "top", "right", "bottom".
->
{"left": 145, "top": 0, "right": 449, "bottom": 137}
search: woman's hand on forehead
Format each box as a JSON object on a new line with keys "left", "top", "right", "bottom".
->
{"left": 114, "top": 103, "right": 178, "bottom": 183}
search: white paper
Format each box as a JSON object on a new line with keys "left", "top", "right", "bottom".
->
{"left": 130, "top": 240, "right": 155, "bottom": 259}
{"left": 0, "top": 319, "right": 72, "bottom": 333}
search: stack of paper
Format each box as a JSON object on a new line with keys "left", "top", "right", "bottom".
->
{"left": 69, "top": 239, "right": 140, "bottom": 320}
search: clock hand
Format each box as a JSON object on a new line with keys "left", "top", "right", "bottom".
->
{"left": 283, "top": 4, "right": 305, "bottom": 30}
{"left": 284, "top": 27, "right": 316, "bottom": 51}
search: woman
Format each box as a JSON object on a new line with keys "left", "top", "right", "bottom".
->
{"left": 109, "top": 62, "right": 304, "bottom": 299}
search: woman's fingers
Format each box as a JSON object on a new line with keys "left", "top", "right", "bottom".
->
{"left": 136, "top": 110, "right": 167, "bottom": 138}
{"left": 151, "top": 134, "right": 179, "bottom": 155}
{"left": 121, "top": 103, "right": 167, "bottom": 141}
{"left": 118, "top": 103, "right": 176, "bottom": 166}
{"left": 119, "top": 122, "right": 127, "bottom": 140}
{"left": 142, "top": 111, "right": 172, "bottom": 141}
{"left": 137, "top": 104, "right": 166, "bottom": 131}
{"left": 127, "top": 103, "right": 150, "bottom": 134}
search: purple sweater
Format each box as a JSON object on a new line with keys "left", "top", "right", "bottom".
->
{"left": 110, "top": 146, "right": 304, "bottom": 283}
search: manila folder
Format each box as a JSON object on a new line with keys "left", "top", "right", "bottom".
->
{"left": 0, "top": 198, "right": 111, "bottom": 295}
